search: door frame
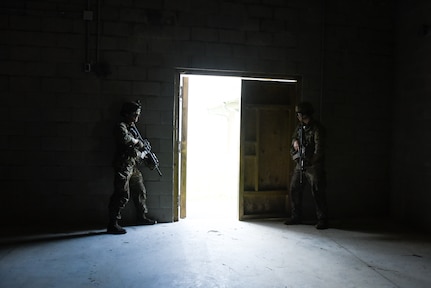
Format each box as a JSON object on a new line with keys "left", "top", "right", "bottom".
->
{"left": 173, "top": 68, "right": 302, "bottom": 221}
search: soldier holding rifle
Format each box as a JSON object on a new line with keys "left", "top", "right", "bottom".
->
{"left": 285, "top": 102, "right": 329, "bottom": 230}
{"left": 107, "top": 100, "right": 159, "bottom": 234}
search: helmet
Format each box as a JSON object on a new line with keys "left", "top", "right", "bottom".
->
{"left": 295, "top": 101, "right": 314, "bottom": 116}
{"left": 121, "top": 100, "right": 141, "bottom": 116}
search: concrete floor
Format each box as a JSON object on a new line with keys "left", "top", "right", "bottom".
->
{"left": 1, "top": 218, "right": 430, "bottom": 288}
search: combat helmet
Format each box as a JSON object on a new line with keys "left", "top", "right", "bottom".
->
{"left": 295, "top": 101, "right": 314, "bottom": 116}
{"left": 121, "top": 100, "right": 141, "bottom": 116}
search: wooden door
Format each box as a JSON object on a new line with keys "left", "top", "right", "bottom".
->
{"left": 239, "top": 80, "right": 298, "bottom": 219}
{"left": 173, "top": 75, "right": 189, "bottom": 221}
{"left": 179, "top": 77, "right": 189, "bottom": 219}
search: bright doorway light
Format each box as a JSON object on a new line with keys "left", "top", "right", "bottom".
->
{"left": 184, "top": 74, "right": 241, "bottom": 219}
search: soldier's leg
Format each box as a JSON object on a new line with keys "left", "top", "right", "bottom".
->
{"left": 107, "top": 168, "right": 132, "bottom": 234}
{"left": 130, "top": 168, "right": 156, "bottom": 225}
{"left": 308, "top": 167, "right": 328, "bottom": 229}
{"left": 285, "top": 169, "right": 303, "bottom": 224}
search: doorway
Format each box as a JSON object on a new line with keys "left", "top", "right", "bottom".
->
{"left": 182, "top": 75, "right": 241, "bottom": 219}
{"left": 175, "top": 72, "right": 300, "bottom": 221}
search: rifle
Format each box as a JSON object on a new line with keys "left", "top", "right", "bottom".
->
{"left": 297, "top": 124, "right": 306, "bottom": 184}
{"left": 131, "top": 124, "right": 163, "bottom": 177}
{"left": 141, "top": 138, "right": 163, "bottom": 177}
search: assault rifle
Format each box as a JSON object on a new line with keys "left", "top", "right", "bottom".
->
{"left": 131, "top": 124, "right": 163, "bottom": 176}
{"left": 292, "top": 124, "right": 306, "bottom": 183}
{"left": 298, "top": 124, "right": 306, "bottom": 184}
{"left": 141, "top": 138, "right": 163, "bottom": 177}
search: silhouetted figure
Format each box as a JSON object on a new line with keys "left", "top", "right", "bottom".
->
{"left": 285, "top": 102, "right": 328, "bottom": 229}
{"left": 107, "top": 100, "right": 156, "bottom": 234}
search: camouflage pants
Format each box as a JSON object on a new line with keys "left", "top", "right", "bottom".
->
{"left": 289, "top": 165, "right": 328, "bottom": 221}
{"left": 108, "top": 161, "right": 148, "bottom": 222}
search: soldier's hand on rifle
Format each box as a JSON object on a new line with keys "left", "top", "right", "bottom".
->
{"left": 293, "top": 140, "right": 299, "bottom": 151}
{"left": 140, "top": 150, "right": 148, "bottom": 159}
{"left": 134, "top": 139, "right": 144, "bottom": 149}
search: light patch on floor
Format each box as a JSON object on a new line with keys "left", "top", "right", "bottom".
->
{"left": 1, "top": 219, "right": 431, "bottom": 288}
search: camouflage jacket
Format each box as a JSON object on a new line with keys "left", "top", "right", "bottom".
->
{"left": 113, "top": 122, "right": 143, "bottom": 167}
{"left": 290, "top": 119, "right": 326, "bottom": 167}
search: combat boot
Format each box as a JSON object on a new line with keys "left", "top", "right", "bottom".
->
{"left": 284, "top": 217, "right": 301, "bottom": 225}
{"left": 315, "top": 219, "right": 328, "bottom": 230}
{"left": 137, "top": 215, "right": 157, "bottom": 225}
{"left": 107, "top": 220, "right": 127, "bottom": 234}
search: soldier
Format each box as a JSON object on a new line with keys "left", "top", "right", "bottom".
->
{"left": 107, "top": 100, "right": 157, "bottom": 234}
{"left": 285, "top": 102, "right": 329, "bottom": 229}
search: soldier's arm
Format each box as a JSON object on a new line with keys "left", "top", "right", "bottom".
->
{"left": 290, "top": 126, "right": 300, "bottom": 160}
{"left": 312, "top": 124, "right": 325, "bottom": 163}
{"left": 117, "top": 123, "right": 139, "bottom": 146}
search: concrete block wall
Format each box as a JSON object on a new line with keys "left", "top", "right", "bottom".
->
{"left": 322, "top": 0, "right": 395, "bottom": 219}
{"left": 0, "top": 0, "right": 405, "bottom": 233}
{"left": 392, "top": 0, "right": 431, "bottom": 230}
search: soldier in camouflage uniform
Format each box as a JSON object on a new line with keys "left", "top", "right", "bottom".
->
{"left": 107, "top": 100, "right": 156, "bottom": 234}
{"left": 285, "top": 102, "right": 329, "bottom": 229}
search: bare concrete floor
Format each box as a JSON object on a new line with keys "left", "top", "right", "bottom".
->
{"left": 1, "top": 218, "right": 430, "bottom": 288}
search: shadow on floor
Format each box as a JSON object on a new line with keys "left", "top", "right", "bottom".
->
{"left": 0, "top": 229, "right": 108, "bottom": 246}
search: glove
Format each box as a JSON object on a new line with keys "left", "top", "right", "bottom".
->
{"left": 140, "top": 150, "right": 148, "bottom": 159}
{"left": 136, "top": 139, "right": 144, "bottom": 149}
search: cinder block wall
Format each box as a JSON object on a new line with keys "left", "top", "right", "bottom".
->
{"left": 392, "top": 0, "right": 431, "bottom": 230}
{"left": 322, "top": 1, "right": 395, "bottom": 219}
{"left": 0, "top": 0, "right": 406, "bottom": 233}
